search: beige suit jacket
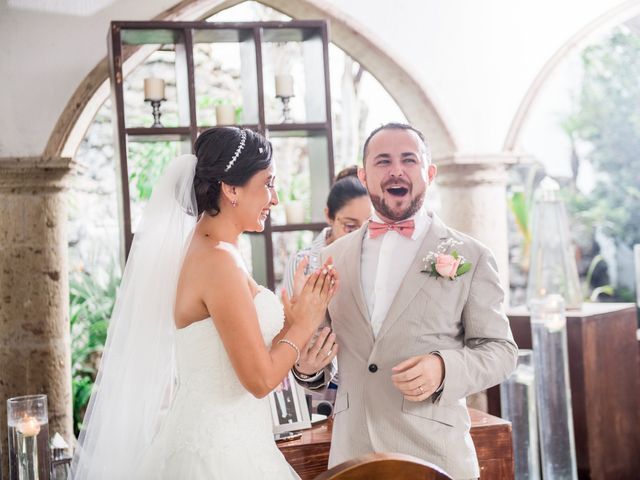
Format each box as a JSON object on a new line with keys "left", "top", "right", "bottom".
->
{"left": 320, "top": 212, "right": 517, "bottom": 480}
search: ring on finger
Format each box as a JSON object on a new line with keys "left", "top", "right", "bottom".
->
{"left": 418, "top": 385, "right": 425, "bottom": 395}
{"left": 326, "top": 350, "right": 332, "bottom": 357}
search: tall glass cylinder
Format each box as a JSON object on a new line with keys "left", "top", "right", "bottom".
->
{"left": 530, "top": 295, "right": 577, "bottom": 480}
{"left": 7, "top": 395, "right": 50, "bottom": 480}
{"left": 501, "top": 350, "right": 539, "bottom": 480}
{"left": 527, "top": 178, "right": 582, "bottom": 309}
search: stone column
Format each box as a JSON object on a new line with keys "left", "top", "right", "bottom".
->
{"left": 435, "top": 155, "right": 516, "bottom": 298}
{"left": 0, "top": 156, "right": 73, "bottom": 478}
{"left": 435, "top": 154, "right": 517, "bottom": 412}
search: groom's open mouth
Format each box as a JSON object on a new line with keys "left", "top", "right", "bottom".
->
{"left": 385, "top": 185, "right": 410, "bottom": 198}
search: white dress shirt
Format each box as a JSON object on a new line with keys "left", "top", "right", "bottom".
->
{"left": 361, "top": 208, "right": 431, "bottom": 337}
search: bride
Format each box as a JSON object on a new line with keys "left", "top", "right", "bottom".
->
{"left": 71, "top": 127, "right": 338, "bottom": 479}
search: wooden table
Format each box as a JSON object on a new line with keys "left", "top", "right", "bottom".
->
{"left": 487, "top": 303, "right": 640, "bottom": 479}
{"left": 278, "top": 408, "right": 514, "bottom": 479}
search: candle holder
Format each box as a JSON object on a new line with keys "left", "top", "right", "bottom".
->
{"left": 7, "top": 395, "right": 51, "bottom": 480}
{"left": 146, "top": 98, "right": 165, "bottom": 128}
{"left": 500, "top": 350, "right": 540, "bottom": 480}
{"left": 276, "top": 95, "right": 294, "bottom": 123}
{"left": 530, "top": 295, "right": 578, "bottom": 480}
{"left": 526, "top": 177, "right": 582, "bottom": 309}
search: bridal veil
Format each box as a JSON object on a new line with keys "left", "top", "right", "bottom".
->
{"left": 70, "top": 154, "right": 198, "bottom": 479}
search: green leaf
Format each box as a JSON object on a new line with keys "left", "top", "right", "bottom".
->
{"left": 508, "top": 191, "right": 530, "bottom": 243}
{"left": 451, "top": 250, "right": 459, "bottom": 259}
{"left": 456, "top": 262, "right": 472, "bottom": 276}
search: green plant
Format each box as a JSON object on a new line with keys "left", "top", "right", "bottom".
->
{"left": 563, "top": 27, "right": 640, "bottom": 248}
{"left": 507, "top": 165, "right": 543, "bottom": 272}
{"left": 69, "top": 265, "right": 120, "bottom": 435}
{"left": 234, "top": 105, "right": 243, "bottom": 124}
{"left": 128, "top": 141, "right": 178, "bottom": 202}
{"left": 508, "top": 189, "right": 531, "bottom": 269}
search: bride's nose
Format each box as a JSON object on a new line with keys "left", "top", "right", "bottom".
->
{"left": 270, "top": 188, "right": 279, "bottom": 206}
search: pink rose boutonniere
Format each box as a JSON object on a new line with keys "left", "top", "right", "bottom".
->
{"left": 422, "top": 238, "right": 472, "bottom": 280}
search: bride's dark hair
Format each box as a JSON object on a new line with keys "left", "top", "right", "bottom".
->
{"left": 193, "top": 127, "right": 272, "bottom": 217}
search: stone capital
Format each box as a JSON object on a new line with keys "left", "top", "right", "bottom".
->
{"left": 436, "top": 162, "right": 508, "bottom": 188}
{"left": 434, "top": 152, "right": 532, "bottom": 166}
{"left": 0, "top": 156, "right": 74, "bottom": 192}
{"left": 433, "top": 152, "right": 531, "bottom": 188}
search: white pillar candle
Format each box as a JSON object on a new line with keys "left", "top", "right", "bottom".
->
{"left": 215, "top": 104, "right": 236, "bottom": 125}
{"left": 17, "top": 415, "right": 41, "bottom": 437}
{"left": 275, "top": 74, "right": 294, "bottom": 97}
{"left": 144, "top": 78, "right": 165, "bottom": 101}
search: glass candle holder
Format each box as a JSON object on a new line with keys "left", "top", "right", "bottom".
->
{"left": 501, "top": 350, "right": 539, "bottom": 480}
{"left": 7, "top": 395, "right": 51, "bottom": 480}
{"left": 530, "top": 295, "right": 577, "bottom": 480}
{"left": 526, "top": 177, "right": 582, "bottom": 309}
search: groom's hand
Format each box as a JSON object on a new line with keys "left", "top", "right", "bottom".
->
{"left": 294, "top": 327, "right": 338, "bottom": 375}
{"left": 391, "top": 354, "right": 445, "bottom": 402}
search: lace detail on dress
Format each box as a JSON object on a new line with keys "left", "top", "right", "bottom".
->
{"left": 134, "top": 288, "right": 298, "bottom": 479}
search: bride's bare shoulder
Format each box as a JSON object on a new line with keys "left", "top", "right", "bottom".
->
{"left": 183, "top": 236, "right": 245, "bottom": 280}
{"left": 175, "top": 236, "right": 249, "bottom": 326}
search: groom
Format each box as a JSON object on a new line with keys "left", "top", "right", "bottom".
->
{"left": 294, "top": 123, "right": 517, "bottom": 479}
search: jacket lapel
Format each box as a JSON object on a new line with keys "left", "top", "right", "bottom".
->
{"left": 375, "top": 213, "right": 449, "bottom": 340}
{"left": 341, "top": 225, "right": 372, "bottom": 334}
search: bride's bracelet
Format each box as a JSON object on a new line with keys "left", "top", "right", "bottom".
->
{"left": 277, "top": 338, "right": 300, "bottom": 364}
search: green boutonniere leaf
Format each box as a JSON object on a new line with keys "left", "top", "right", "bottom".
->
{"left": 456, "top": 262, "right": 471, "bottom": 276}
{"left": 451, "top": 250, "right": 459, "bottom": 259}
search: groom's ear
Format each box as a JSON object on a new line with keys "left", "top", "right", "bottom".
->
{"left": 357, "top": 166, "right": 367, "bottom": 188}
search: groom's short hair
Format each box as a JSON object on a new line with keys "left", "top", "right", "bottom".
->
{"left": 362, "top": 122, "right": 431, "bottom": 165}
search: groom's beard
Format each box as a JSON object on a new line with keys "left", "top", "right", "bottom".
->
{"left": 369, "top": 190, "right": 425, "bottom": 222}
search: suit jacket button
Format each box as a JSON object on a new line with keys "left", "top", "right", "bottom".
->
{"left": 368, "top": 363, "right": 378, "bottom": 373}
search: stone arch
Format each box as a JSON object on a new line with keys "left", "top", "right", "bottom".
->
{"left": 45, "top": 0, "right": 456, "bottom": 160}
{"left": 504, "top": 0, "right": 640, "bottom": 151}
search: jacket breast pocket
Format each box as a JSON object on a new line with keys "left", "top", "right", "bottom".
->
{"left": 401, "top": 398, "right": 458, "bottom": 428}
{"left": 333, "top": 392, "right": 349, "bottom": 415}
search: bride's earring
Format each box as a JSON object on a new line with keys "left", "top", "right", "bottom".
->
{"left": 232, "top": 199, "right": 237, "bottom": 207}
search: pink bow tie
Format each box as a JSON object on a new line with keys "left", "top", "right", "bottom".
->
{"left": 368, "top": 219, "right": 415, "bottom": 239}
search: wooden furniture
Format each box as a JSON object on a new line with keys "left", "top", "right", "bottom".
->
{"left": 278, "top": 408, "right": 514, "bottom": 480}
{"left": 108, "top": 20, "right": 334, "bottom": 288}
{"left": 487, "top": 303, "right": 640, "bottom": 479}
{"left": 314, "top": 452, "right": 453, "bottom": 480}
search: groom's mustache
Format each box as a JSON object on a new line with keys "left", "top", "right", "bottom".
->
{"left": 381, "top": 179, "right": 411, "bottom": 190}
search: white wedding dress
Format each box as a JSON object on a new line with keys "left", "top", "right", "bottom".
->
{"left": 135, "top": 287, "right": 299, "bottom": 479}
